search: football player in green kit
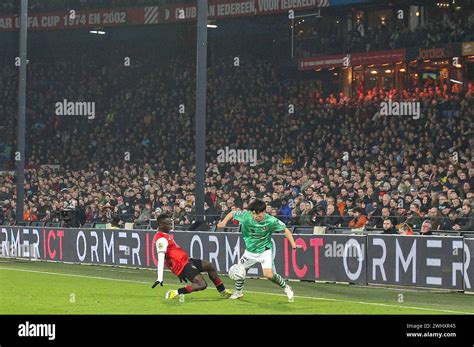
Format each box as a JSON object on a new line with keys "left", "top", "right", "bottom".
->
{"left": 217, "top": 199, "right": 302, "bottom": 300}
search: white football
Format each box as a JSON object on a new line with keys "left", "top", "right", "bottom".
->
{"left": 228, "top": 264, "right": 246, "bottom": 281}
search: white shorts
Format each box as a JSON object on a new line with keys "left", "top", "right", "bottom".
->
{"left": 239, "top": 249, "right": 274, "bottom": 271}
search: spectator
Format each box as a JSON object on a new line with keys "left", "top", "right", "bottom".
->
{"left": 440, "top": 206, "right": 457, "bottom": 230}
{"left": 398, "top": 222, "right": 414, "bottom": 236}
{"left": 453, "top": 204, "right": 474, "bottom": 231}
{"left": 348, "top": 207, "right": 368, "bottom": 229}
{"left": 323, "top": 203, "right": 342, "bottom": 227}
{"left": 406, "top": 203, "right": 423, "bottom": 229}
{"left": 427, "top": 207, "right": 442, "bottom": 231}
{"left": 370, "top": 207, "right": 391, "bottom": 228}
{"left": 382, "top": 219, "right": 397, "bottom": 235}
{"left": 311, "top": 205, "right": 326, "bottom": 226}
{"left": 137, "top": 203, "right": 153, "bottom": 224}
{"left": 420, "top": 220, "right": 433, "bottom": 236}
{"left": 297, "top": 201, "right": 313, "bottom": 226}
{"left": 279, "top": 199, "right": 292, "bottom": 223}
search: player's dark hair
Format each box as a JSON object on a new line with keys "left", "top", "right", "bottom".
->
{"left": 248, "top": 199, "right": 266, "bottom": 213}
{"left": 156, "top": 214, "right": 171, "bottom": 223}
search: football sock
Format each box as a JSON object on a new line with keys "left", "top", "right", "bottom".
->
{"left": 177, "top": 285, "right": 193, "bottom": 295}
{"left": 271, "top": 273, "right": 287, "bottom": 289}
{"left": 235, "top": 279, "right": 245, "bottom": 292}
{"left": 212, "top": 277, "right": 226, "bottom": 292}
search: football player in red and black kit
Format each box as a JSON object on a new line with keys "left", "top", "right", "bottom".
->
{"left": 152, "top": 214, "right": 232, "bottom": 299}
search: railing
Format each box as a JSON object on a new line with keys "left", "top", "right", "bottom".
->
{"left": 2, "top": 212, "right": 472, "bottom": 235}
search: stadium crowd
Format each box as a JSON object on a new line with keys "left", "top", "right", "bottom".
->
{"left": 296, "top": 9, "right": 474, "bottom": 57}
{"left": 0, "top": 38, "right": 473, "bottom": 232}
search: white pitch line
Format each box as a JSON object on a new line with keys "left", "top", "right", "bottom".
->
{"left": 0, "top": 267, "right": 151, "bottom": 285}
{"left": 0, "top": 267, "right": 472, "bottom": 315}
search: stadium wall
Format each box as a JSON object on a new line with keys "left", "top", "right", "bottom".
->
{"left": 1, "top": 226, "right": 473, "bottom": 292}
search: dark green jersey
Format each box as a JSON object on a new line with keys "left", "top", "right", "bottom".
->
{"left": 233, "top": 210, "right": 286, "bottom": 253}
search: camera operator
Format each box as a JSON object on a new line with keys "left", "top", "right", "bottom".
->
{"left": 60, "top": 199, "right": 82, "bottom": 227}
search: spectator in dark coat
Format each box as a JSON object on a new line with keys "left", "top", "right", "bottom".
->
{"left": 382, "top": 219, "right": 398, "bottom": 234}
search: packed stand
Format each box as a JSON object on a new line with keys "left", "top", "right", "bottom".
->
{"left": 295, "top": 8, "right": 474, "bottom": 57}
{"left": 0, "top": 41, "right": 473, "bottom": 232}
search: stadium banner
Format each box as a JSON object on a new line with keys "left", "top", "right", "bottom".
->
{"left": 367, "top": 235, "right": 465, "bottom": 290}
{"left": 298, "top": 49, "right": 406, "bottom": 70}
{"left": 464, "top": 239, "right": 474, "bottom": 293}
{"left": 0, "top": 7, "right": 142, "bottom": 32}
{"left": 0, "top": 0, "right": 367, "bottom": 32}
{"left": 2, "top": 226, "right": 472, "bottom": 290}
{"left": 406, "top": 43, "right": 462, "bottom": 61}
{"left": 0, "top": 226, "right": 145, "bottom": 266}
{"left": 298, "top": 54, "right": 345, "bottom": 70}
{"left": 170, "top": 232, "right": 368, "bottom": 284}
{"left": 0, "top": 226, "right": 367, "bottom": 283}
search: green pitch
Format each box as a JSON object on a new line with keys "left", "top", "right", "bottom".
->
{"left": 1, "top": 259, "right": 473, "bottom": 315}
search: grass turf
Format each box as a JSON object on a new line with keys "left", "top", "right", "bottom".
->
{"left": 0, "top": 259, "right": 473, "bottom": 315}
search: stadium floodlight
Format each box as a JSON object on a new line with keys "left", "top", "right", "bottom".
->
{"left": 207, "top": 24, "right": 217, "bottom": 28}
{"left": 89, "top": 30, "right": 106, "bottom": 34}
{"left": 89, "top": 30, "right": 97, "bottom": 34}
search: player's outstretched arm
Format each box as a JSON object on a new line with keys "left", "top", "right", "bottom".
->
{"left": 283, "top": 228, "right": 302, "bottom": 249}
{"left": 217, "top": 211, "right": 235, "bottom": 228}
{"left": 152, "top": 238, "right": 168, "bottom": 288}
